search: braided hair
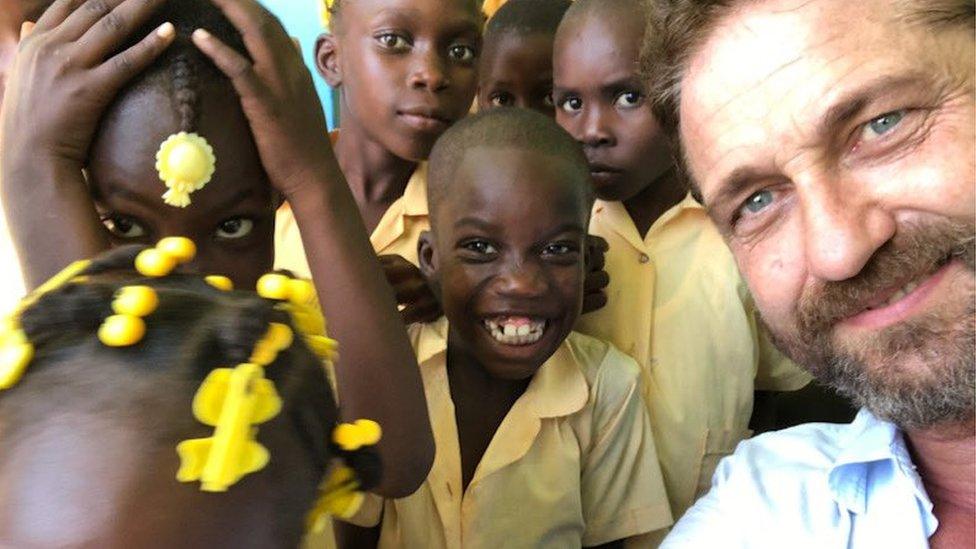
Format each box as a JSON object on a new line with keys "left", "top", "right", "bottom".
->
{"left": 0, "top": 245, "right": 379, "bottom": 542}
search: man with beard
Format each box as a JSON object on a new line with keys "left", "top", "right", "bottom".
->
{"left": 641, "top": 0, "right": 975, "bottom": 547}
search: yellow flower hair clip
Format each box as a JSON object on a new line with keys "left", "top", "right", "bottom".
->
{"left": 176, "top": 362, "right": 282, "bottom": 492}
{"left": 155, "top": 132, "right": 216, "bottom": 208}
{"left": 0, "top": 259, "right": 90, "bottom": 390}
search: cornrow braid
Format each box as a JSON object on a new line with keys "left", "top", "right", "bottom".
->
{"left": 171, "top": 54, "right": 199, "bottom": 133}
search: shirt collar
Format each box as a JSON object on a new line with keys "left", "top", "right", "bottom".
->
{"left": 592, "top": 193, "right": 703, "bottom": 250}
{"left": 401, "top": 163, "right": 429, "bottom": 218}
{"left": 417, "top": 318, "right": 588, "bottom": 419}
{"left": 828, "top": 409, "right": 934, "bottom": 522}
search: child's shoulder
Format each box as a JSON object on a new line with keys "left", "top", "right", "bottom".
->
{"left": 563, "top": 331, "right": 642, "bottom": 396}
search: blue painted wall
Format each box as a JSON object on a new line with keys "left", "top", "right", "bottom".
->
{"left": 260, "top": 0, "right": 339, "bottom": 129}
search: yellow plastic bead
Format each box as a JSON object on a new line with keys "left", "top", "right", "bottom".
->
{"left": 112, "top": 286, "right": 159, "bottom": 317}
{"left": 249, "top": 340, "right": 279, "bottom": 366}
{"left": 256, "top": 274, "right": 292, "bottom": 301}
{"left": 333, "top": 419, "right": 382, "bottom": 451}
{"left": 135, "top": 248, "right": 177, "bottom": 278}
{"left": 288, "top": 279, "right": 317, "bottom": 306}
{"left": 157, "top": 237, "right": 197, "bottom": 263}
{"left": 205, "top": 275, "right": 234, "bottom": 291}
{"left": 98, "top": 315, "right": 146, "bottom": 347}
{"left": 266, "top": 322, "right": 294, "bottom": 350}
{"left": 0, "top": 341, "right": 33, "bottom": 390}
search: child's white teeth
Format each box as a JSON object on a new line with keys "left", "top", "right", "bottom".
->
{"left": 483, "top": 317, "right": 547, "bottom": 346}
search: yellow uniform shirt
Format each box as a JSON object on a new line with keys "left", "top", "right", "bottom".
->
{"left": 575, "top": 195, "right": 812, "bottom": 519}
{"left": 274, "top": 163, "right": 430, "bottom": 277}
{"left": 348, "top": 318, "right": 673, "bottom": 548}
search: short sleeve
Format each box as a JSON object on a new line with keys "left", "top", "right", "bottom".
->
{"left": 753, "top": 322, "right": 812, "bottom": 391}
{"left": 338, "top": 492, "right": 384, "bottom": 528}
{"left": 581, "top": 348, "right": 673, "bottom": 546}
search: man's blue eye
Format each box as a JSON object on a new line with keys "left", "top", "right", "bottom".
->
{"left": 867, "top": 110, "right": 904, "bottom": 136}
{"left": 743, "top": 190, "right": 774, "bottom": 214}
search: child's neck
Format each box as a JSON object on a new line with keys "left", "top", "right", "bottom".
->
{"left": 621, "top": 166, "right": 686, "bottom": 239}
{"left": 334, "top": 108, "right": 419, "bottom": 235}
{"left": 446, "top": 332, "right": 531, "bottom": 492}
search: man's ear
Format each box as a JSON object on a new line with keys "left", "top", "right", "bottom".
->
{"left": 315, "top": 33, "right": 342, "bottom": 88}
{"left": 418, "top": 231, "right": 438, "bottom": 280}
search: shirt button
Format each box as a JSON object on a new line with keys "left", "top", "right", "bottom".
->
{"left": 639, "top": 253, "right": 650, "bottom": 264}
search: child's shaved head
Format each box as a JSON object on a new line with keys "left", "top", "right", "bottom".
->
{"left": 427, "top": 108, "right": 592, "bottom": 222}
{"left": 484, "top": 0, "right": 572, "bottom": 42}
{"left": 561, "top": 0, "right": 649, "bottom": 25}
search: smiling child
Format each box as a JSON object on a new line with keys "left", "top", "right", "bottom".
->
{"left": 336, "top": 108, "right": 672, "bottom": 548}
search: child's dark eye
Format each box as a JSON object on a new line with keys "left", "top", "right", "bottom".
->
{"left": 376, "top": 32, "right": 410, "bottom": 50}
{"left": 542, "top": 242, "right": 578, "bottom": 257}
{"left": 489, "top": 92, "right": 514, "bottom": 108}
{"left": 448, "top": 44, "right": 476, "bottom": 63}
{"left": 215, "top": 217, "right": 255, "bottom": 240}
{"left": 101, "top": 214, "right": 146, "bottom": 239}
{"left": 460, "top": 239, "right": 498, "bottom": 256}
{"left": 614, "top": 90, "right": 643, "bottom": 109}
{"left": 560, "top": 96, "right": 583, "bottom": 114}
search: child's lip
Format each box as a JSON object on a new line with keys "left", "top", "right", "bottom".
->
{"left": 397, "top": 106, "right": 452, "bottom": 128}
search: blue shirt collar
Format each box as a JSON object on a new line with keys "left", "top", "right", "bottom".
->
{"left": 827, "top": 409, "right": 936, "bottom": 533}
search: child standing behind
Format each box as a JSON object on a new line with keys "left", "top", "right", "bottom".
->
{"left": 476, "top": 0, "right": 571, "bottom": 116}
{"left": 553, "top": 0, "right": 813, "bottom": 519}
{"left": 337, "top": 109, "right": 672, "bottom": 548}
{"left": 275, "top": 0, "right": 482, "bottom": 274}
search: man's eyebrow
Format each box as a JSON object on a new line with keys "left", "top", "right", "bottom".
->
{"left": 705, "top": 73, "right": 928, "bottom": 210}
{"left": 815, "top": 72, "right": 927, "bottom": 139}
{"left": 705, "top": 165, "right": 777, "bottom": 213}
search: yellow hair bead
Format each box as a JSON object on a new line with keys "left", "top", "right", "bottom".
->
{"left": 249, "top": 340, "right": 279, "bottom": 367}
{"left": 157, "top": 237, "right": 197, "bottom": 263}
{"left": 0, "top": 340, "right": 34, "bottom": 390}
{"left": 288, "top": 279, "right": 317, "bottom": 306}
{"left": 156, "top": 132, "right": 216, "bottom": 208}
{"left": 256, "top": 273, "right": 292, "bottom": 301}
{"left": 333, "top": 419, "right": 382, "bottom": 451}
{"left": 135, "top": 248, "right": 178, "bottom": 278}
{"left": 112, "top": 286, "right": 159, "bottom": 317}
{"left": 205, "top": 275, "right": 234, "bottom": 291}
{"left": 98, "top": 314, "right": 147, "bottom": 347}
{"left": 266, "top": 322, "right": 294, "bottom": 351}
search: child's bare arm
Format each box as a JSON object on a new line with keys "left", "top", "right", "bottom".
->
{"left": 0, "top": 0, "right": 175, "bottom": 288}
{"left": 194, "top": 0, "right": 433, "bottom": 497}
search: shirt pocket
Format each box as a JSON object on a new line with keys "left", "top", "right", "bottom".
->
{"left": 694, "top": 427, "right": 753, "bottom": 500}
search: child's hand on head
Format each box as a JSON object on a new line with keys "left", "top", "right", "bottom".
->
{"left": 379, "top": 254, "right": 442, "bottom": 325}
{"left": 1, "top": 0, "right": 175, "bottom": 166}
{"left": 191, "top": 0, "right": 337, "bottom": 200}
{"left": 583, "top": 234, "right": 609, "bottom": 314}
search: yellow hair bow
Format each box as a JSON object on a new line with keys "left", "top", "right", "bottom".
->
{"left": 176, "top": 362, "right": 282, "bottom": 492}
